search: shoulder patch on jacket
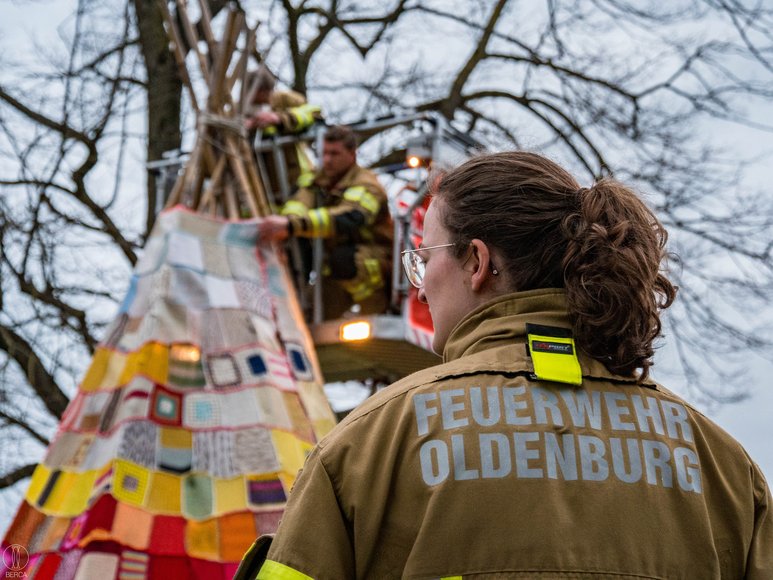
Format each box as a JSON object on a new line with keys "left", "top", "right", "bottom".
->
{"left": 525, "top": 323, "right": 582, "bottom": 385}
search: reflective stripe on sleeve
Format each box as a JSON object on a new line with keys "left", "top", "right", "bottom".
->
{"left": 296, "top": 171, "right": 315, "bottom": 188}
{"left": 257, "top": 559, "right": 314, "bottom": 580}
{"left": 341, "top": 259, "right": 384, "bottom": 302}
{"left": 289, "top": 104, "right": 321, "bottom": 131}
{"left": 308, "top": 208, "right": 330, "bottom": 237}
{"left": 343, "top": 186, "right": 380, "bottom": 215}
{"left": 281, "top": 200, "right": 308, "bottom": 217}
{"left": 343, "top": 280, "right": 375, "bottom": 302}
{"left": 364, "top": 258, "right": 383, "bottom": 287}
{"left": 295, "top": 147, "right": 314, "bottom": 176}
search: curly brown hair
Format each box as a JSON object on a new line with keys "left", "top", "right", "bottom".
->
{"left": 432, "top": 151, "right": 677, "bottom": 381}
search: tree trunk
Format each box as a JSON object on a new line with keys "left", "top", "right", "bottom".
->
{"left": 133, "top": 0, "right": 183, "bottom": 236}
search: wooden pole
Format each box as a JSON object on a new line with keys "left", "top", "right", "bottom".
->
{"left": 196, "top": 0, "right": 220, "bottom": 63}
{"left": 198, "top": 154, "right": 227, "bottom": 213}
{"left": 207, "top": 9, "right": 242, "bottom": 112}
{"left": 238, "top": 138, "right": 271, "bottom": 216}
{"left": 175, "top": 0, "right": 210, "bottom": 79}
{"left": 224, "top": 179, "right": 240, "bottom": 219}
{"left": 232, "top": 26, "right": 256, "bottom": 115}
{"left": 165, "top": 139, "right": 201, "bottom": 209}
{"left": 156, "top": 0, "right": 199, "bottom": 112}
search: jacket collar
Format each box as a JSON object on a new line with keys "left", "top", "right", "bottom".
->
{"left": 315, "top": 163, "right": 360, "bottom": 191}
{"left": 442, "top": 288, "right": 654, "bottom": 386}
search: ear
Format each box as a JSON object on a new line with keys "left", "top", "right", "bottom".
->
{"left": 469, "top": 239, "right": 493, "bottom": 292}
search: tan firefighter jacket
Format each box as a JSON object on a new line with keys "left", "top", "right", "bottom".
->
{"left": 247, "top": 89, "right": 322, "bottom": 195}
{"left": 281, "top": 163, "right": 392, "bottom": 247}
{"left": 267, "top": 90, "right": 322, "bottom": 134}
{"left": 246, "top": 289, "right": 773, "bottom": 579}
{"left": 280, "top": 163, "right": 393, "bottom": 305}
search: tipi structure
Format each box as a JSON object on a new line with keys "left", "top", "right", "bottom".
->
{"left": 1, "top": 2, "right": 336, "bottom": 577}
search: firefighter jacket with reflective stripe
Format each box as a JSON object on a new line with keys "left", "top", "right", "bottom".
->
{"left": 247, "top": 90, "right": 322, "bottom": 196}
{"left": 282, "top": 163, "right": 392, "bottom": 247}
{"left": 267, "top": 90, "right": 322, "bottom": 134}
{"left": 282, "top": 163, "right": 393, "bottom": 305}
{"left": 255, "top": 289, "right": 773, "bottom": 580}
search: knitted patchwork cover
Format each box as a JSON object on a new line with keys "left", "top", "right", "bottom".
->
{"left": 1, "top": 207, "right": 337, "bottom": 578}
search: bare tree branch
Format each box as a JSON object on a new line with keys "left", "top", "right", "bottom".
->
{"left": 0, "top": 410, "right": 50, "bottom": 447}
{"left": 0, "top": 464, "right": 37, "bottom": 490}
{"left": 0, "top": 324, "right": 69, "bottom": 420}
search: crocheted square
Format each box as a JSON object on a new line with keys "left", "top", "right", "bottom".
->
{"left": 220, "top": 389, "right": 260, "bottom": 429}
{"left": 250, "top": 314, "right": 281, "bottom": 350}
{"left": 132, "top": 267, "right": 171, "bottom": 318}
{"left": 170, "top": 268, "right": 208, "bottom": 310}
{"left": 282, "top": 392, "right": 315, "bottom": 442}
{"left": 206, "top": 274, "right": 241, "bottom": 309}
{"left": 201, "top": 309, "right": 259, "bottom": 352}
{"left": 98, "top": 389, "right": 123, "bottom": 434}
{"left": 245, "top": 476, "right": 286, "bottom": 507}
{"left": 254, "top": 387, "right": 292, "bottom": 430}
{"left": 200, "top": 239, "right": 230, "bottom": 278}
{"left": 218, "top": 512, "right": 257, "bottom": 561}
{"left": 119, "top": 343, "right": 168, "bottom": 387}
{"left": 213, "top": 476, "right": 246, "bottom": 514}
{"left": 186, "top": 518, "right": 219, "bottom": 560}
{"left": 150, "top": 387, "right": 182, "bottom": 427}
{"left": 205, "top": 353, "right": 240, "bottom": 388}
{"left": 37, "top": 516, "right": 70, "bottom": 552}
{"left": 221, "top": 221, "right": 258, "bottom": 248}
{"left": 285, "top": 343, "right": 314, "bottom": 381}
{"left": 235, "top": 280, "right": 271, "bottom": 313}
{"left": 74, "top": 552, "right": 120, "bottom": 579}
{"left": 134, "top": 228, "right": 167, "bottom": 275}
{"left": 167, "top": 230, "right": 204, "bottom": 272}
{"left": 4, "top": 501, "right": 45, "bottom": 547}
{"left": 150, "top": 301, "right": 195, "bottom": 346}
{"left": 149, "top": 516, "right": 186, "bottom": 556}
{"left": 118, "top": 549, "right": 150, "bottom": 578}
{"left": 113, "top": 460, "right": 150, "bottom": 506}
{"left": 77, "top": 494, "right": 117, "bottom": 543}
{"left": 271, "top": 430, "right": 314, "bottom": 476}
{"left": 254, "top": 510, "right": 282, "bottom": 534}
{"left": 234, "top": 429, "right": 280, "bottom": 474}
{"left": 183, "top": 394, "right": 221, "bottom": 429}
{"left": 227, "top": 245, "right": 262, "bottom": 281}
{"left": 182, "top": 474, "right": 213, "bottom": 520}
{"left": 146, "top": 470, "right": 182, "bottom": 514}
{"left": 262, "top": 349, "right": 295, "bottom": 391}
{"left": 297, "top": 380, "right": 336, "bottom": 438}
{"left": 53, "top": 549, "right": 82, "bottom": 579}
{"left": 82, "top": 433, "right": 119, "bottom": 471}
{"left": 168, "top": 344, "right": 205, "bottom": 388}
{"left": 113, "top": 378, "right": 152, "bottom": 426}
{"left": 118, "top": 421, "right": 158, "bottom": 468}
{"left": 157, "top": 427, "right": 192, "bottom": 475}
{"left": 193, "top": 430, "right": 236, "bottom": 478}
{"left": 112, "top": 501, "right": 153, "bottom": 550}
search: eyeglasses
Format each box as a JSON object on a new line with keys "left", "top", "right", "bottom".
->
{"left": 401, "top": 242, "right": 501, "bottom": 289}
{"left": 401, "top": 243, "right": 455, "bottom": 288}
